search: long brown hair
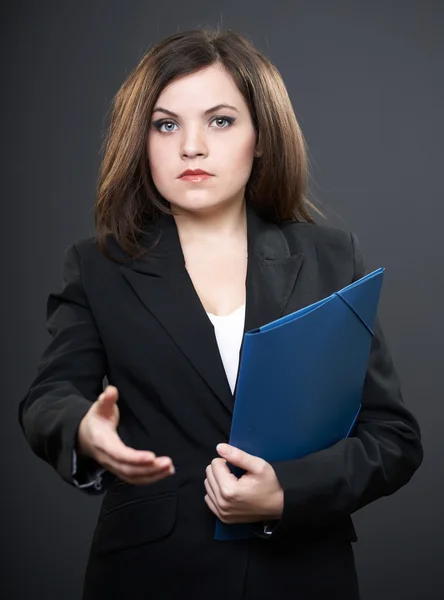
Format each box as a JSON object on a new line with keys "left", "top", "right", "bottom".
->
{"left": 95, "top": 26, "right": 320, "bottom": 260}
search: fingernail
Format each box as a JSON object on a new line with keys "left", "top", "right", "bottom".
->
{"left": 217, "top": 443, "right": 229, "bottom": 454}
{"left": 169, "top": 465, "right": 175, "bottom": 475}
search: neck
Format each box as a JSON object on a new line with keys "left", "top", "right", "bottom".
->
{"left": 172, "top": 199, "right": 247, "bottom": 247}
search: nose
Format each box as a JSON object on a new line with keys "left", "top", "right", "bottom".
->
{"left": 180, "top": 126, "right": 208, "bottom": 159}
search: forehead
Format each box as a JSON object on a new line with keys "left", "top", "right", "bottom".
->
{"left": 155, "top": 64, "right": 246, "bottom": 111}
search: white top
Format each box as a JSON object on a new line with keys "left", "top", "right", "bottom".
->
{"left": 206, "top": 304, "right": 246, "bottom": 394}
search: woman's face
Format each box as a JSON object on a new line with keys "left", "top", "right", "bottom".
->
{"left": 147, "top": 63, "right": 258, "bottom": 216}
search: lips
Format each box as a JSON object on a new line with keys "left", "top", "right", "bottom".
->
{"left": 178, "top": 169, "right": 213, "bottom": 178}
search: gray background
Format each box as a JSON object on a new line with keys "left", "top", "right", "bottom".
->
{"left": 3, "top": 1, "right": 442, "bottom": 598}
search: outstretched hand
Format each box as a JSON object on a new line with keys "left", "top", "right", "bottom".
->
{"left": 76, "top": 385, "right": 175, "bottom": 485}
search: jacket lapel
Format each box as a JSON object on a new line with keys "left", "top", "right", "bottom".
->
{"left": 244, "top": 206, "right": 304, "bottom": 335}
{"left": 119, "top": 204, "right": 304, "bottom": 414}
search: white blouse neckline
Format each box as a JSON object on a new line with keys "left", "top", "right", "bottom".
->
{"left": 206, "top": 303, "right": 245, "bottom": 320}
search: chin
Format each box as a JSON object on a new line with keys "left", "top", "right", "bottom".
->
{"left": 169, "top": 195, "right": 240, "bottom": 215}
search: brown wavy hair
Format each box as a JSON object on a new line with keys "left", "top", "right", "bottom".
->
{"left": 94, "top": 26, "right": 320, "bottom": 260}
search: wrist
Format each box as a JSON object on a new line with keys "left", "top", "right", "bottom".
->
{"left": 76, "top": 416, "right": 93, "bottom": 459}
{"left": 267, "top": 488, "right": 284, "bottom": 519}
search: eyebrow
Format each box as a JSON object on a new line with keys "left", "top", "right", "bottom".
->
{"left": 151, "top": 103, "right": 239, "bottom": 118}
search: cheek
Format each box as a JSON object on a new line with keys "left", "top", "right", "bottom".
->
{"left": 147, "top": 138, "right": 167, "bottom": 183}
{"left": 226, "top": 135, "right": 256, "bottom": 175}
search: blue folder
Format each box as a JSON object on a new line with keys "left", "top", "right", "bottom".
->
{"left": 214, "top": 268, "right": 385, "bottom": 541}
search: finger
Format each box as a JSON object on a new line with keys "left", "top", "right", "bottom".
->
{"left": 211, "top": 457, "right": 237, "bottom": 492}
{"left": 205, "top": 465, "right": 223, "bottom": 506}
{"left": 204, "top": 476, "right": 219, "bottom": 509}
{"left": 97, "top": 386, "right": 118, "bottom": 406}
{"left": 117, "top": 462, "right": 176, "bottom": 485}
{"left": 99, "top": 385, "right": 119, "bottom": 402}
{"left": 216, "top": 444, "right": 263, "bottom": 474}
{"left": 204, "top": 494, "right": 224, "bottom": 521}
{"left": 107, "top": 454, "right": 172, "bottom": 476}
{"left": 105, "top": 456, "right": 175, "bottom": 481}
{"left": 95, "top": 388, "right": 119, "bottom": 420}
{"left": 97, "top": 431, "right": 158, "bottom": 466}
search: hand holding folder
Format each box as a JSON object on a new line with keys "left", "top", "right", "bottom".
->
{"left": 214, "top": 268, "right": 385, "bottom": 541}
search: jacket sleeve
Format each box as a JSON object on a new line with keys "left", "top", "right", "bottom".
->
{"left": 266, "top": 232, "right": 423, "bottom": 539}
{"left": 72, "top": 447, "right": 106, "bottom": 493}
{"left": 18, "top": 244, "right": 107, "bottom": 494}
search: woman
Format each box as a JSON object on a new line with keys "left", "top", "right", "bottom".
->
{"left": 19, "top": 27, "right": 423, "bottom": 599}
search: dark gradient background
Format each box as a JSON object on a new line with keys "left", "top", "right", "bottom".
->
{"left": 2, "top": 1, "right": 442, "bottom": 598}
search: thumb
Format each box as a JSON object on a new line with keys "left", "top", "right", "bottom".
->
{"left": 216, "top": 443, "right": 264, "bottom": 474}
{"left": 96, "top": 386, "right": 119, "bottom": 416}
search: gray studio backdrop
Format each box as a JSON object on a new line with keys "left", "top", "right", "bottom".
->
{"left": 3, "top": 1, "right": 442, "bottom": 598}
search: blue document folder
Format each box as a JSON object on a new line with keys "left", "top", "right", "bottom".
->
{"left": 214, "top": 268, "right": 385, "bottom": 541}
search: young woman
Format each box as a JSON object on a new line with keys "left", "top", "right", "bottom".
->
{"left": 19, "top": 27, "right": 423, "bottom": 600}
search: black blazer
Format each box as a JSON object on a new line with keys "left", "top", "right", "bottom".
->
{"left": 19, "top": 205, "right": 423, "bottom": 600}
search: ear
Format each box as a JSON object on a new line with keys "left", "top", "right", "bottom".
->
{"left": 254, "top": 129, "right": 262, "bottom": 157}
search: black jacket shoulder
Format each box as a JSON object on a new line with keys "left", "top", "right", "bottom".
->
{"left": 280, "top": 220, "right": 363, "bottom": 282}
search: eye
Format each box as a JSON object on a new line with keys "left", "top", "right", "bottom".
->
{"left": 152, "top": 115, "right": 235, "bottom": 133}
{"left": 153, "top": 120, "right": 178, "bottom": 133}
{"left": 210, "top": 116, "right": 235, "bottom": 128}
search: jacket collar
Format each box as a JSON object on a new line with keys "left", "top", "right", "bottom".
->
{"left": 119, "top": 203, "right": 304, "bottom": 413}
